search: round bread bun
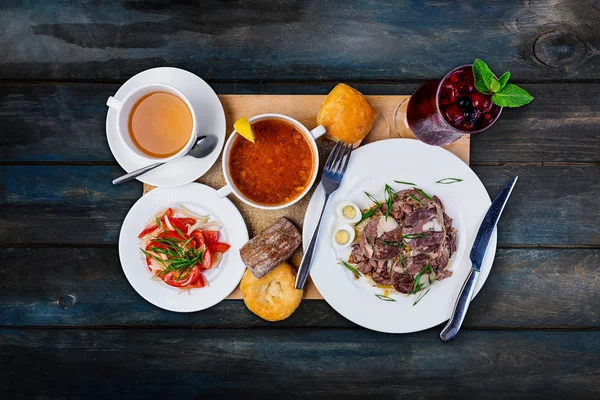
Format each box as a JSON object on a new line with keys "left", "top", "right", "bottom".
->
{"left": 240, "top": 262, "right": 303, "bottom": 322}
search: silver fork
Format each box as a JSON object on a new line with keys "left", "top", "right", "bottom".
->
{"left": 295, "top": 141, "right": 353, "bottom": 289}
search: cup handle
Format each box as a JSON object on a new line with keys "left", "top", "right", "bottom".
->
{"left": 310, "top": 125, "right": 326, "bottom": 139}
{"left": 216, "top": 185, "right": 233, "bottom": 199}
{"left": 106, "top": 96, "right": 122, "bottom": 110}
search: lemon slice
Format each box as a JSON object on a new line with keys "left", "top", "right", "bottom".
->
{"left": 233, "top": 117, "right": 255, "bottom": 143}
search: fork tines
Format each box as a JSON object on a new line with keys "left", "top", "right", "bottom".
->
{"left": 325, "top": 141, "right": 352, "bottom": 175}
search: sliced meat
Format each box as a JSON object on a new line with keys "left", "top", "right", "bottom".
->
{"left": 380, "top": 200, "right": 405, "bottom": 221}
{"left": 359, "top": 218, "right": 379, "bottom": 258}
{"left": 357, "top": 260, "right": 374, "bottom": 274}
{"left": 391, "top": 271, "right": 414, "bottom": 294}
{"left": 372, "top": 228, "right": 403, "bottom": 260}
{"left": 405, "top": 253, "right": 432, "bottom": 275}
{"left": 349, "top": 244, "right": 365, "bottom": 264}
{"left": 371, "top": 260, "right": 392, "bottom": 285}
{"left": 407, "top": 231, "right": 445, "bottom": 253}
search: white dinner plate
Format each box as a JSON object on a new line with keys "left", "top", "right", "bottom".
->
{"left": 119, "top": 183, "right": 248, "bottom": 312}
{"left": 304, "top": 139, "right": 495, "bottom": 333}
{"left": 106, "top": 67, "right": 226, "bottom": 187}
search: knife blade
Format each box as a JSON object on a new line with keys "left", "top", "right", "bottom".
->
{"left": 440, "top": 176, "right": 518, "bottom": 342}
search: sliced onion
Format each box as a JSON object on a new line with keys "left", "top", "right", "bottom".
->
{"left": 164, "top": 215, "right": 174, "bottom": 231}
{"left": 179, "top": 205, "right": 210, "bottom": 223}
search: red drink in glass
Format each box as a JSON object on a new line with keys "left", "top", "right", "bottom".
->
{"left": 406, "top": 65, "right": 502, "bottom": 146}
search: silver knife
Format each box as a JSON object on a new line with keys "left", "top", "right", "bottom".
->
{"left": 440, "top": 176, "right": 518, "bottom": 342}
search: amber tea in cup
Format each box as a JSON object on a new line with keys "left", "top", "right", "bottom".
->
{"left": 128, "top": 92, "right": 193, "bottom": 157}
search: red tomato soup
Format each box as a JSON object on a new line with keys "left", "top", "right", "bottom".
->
{"left": 228, "top": 119, "right": 314, "bottom": 206}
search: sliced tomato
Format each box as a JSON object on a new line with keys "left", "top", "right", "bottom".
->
{"left": 188, "top": 271, "right": 206, "bottom": 288}
{"left": 164, "top": 208, "right": 173, "bottom": 218}
{"left": 208, "top": 242, "right": 230, "bottom": 254}
{"left": 201, "top": 248, "right": 213, "bottom": 270}
{"left": 190, "top": 230, "right": 205, "bottom": 248}
{"left": 202, "top": 230, "right": 220, "bottom": 244}
{"left": 144, "top": 241, "right": 166, "bottom": 271}
{"left": 161, "top": 265, "right": 201, "bottom": 288}
{"left": 172, "top": 217, "right": 195, "bottom": 226}
{"left": 159, "top": 230, "right": 189, "bottom": 241}
{"left": 169, "top": 217, "right": 188, "bottom": 234}
{"left": 138, "top": 224, "right": 157, "bottom": 239}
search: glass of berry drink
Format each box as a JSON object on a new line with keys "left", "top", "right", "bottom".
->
{"left": 404, "top": 65, "right": 502, "bottom": 146}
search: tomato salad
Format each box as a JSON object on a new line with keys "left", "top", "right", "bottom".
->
{"left": 138, "top": 206, "right": 230, "bottom": 290}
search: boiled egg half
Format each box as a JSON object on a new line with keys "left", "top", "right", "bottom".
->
{"left": 332, "top": 224, "right": 355, "bottom": 249}
{"left": 335, "top": 201, "right": 362, "bottom": 224}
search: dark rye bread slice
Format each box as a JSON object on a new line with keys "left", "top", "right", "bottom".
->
{"left": 240, "top": 217, "right": 302, "bottom": 279}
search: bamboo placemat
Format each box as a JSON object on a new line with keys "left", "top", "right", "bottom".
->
{"left": 143, "top": 94, "right": 470, "bottom": 299}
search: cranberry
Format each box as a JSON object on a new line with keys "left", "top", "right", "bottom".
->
{"left": 463, "top": 108, "right": 480, "bottom": 124}
{"left": 457, "top": 96, "right": 472, "bottom": 109}
{"left": 441, "top": 86, "right": 458, "bottom": 103}
{"left": 483, "top": 113, "right": 492, "bottom": 120}
{"left": 460, "top": 82, "right": 475, "bottom": 93}
{"left": 461, "top": 121, "right": 474, "bottom": 130}
{"left": 445, "top": 104, "right": 464, "bottom": 126}
{"left": 449, "top": 73, "right": 460, "bottom": 83}
{"left": 439, "top": 98, "right": 450, "bottom": 106}
{"left": 471, "top": 92, "right": 492, "bottom": 112}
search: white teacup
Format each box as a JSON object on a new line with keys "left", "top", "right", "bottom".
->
{"left": 106, "top": 83, "right": 198, "bottom": 163}
{"left": 217, "top": 114, "right": 326, "bottom": 210}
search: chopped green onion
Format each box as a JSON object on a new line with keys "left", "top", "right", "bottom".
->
{"left": 394, "top": 180, "right": 417, "bottom": 186}
{"left": 339, "top": 260, "right": 361, "bottom": 279}
{"left": 408, "top": 193, "right": 424, "bottom": 207}
{"left": 413, "top": 288, "right": 430, "bottom": 306}
{"left": 436, "top": 178, "right": 463, "bottom": 184}
{"left": 413, "top": 187, "right": 432, "bottom": 200}
{"left": 365, "top": 191, "right": 381, "bottom": 206}
{"left": 384, "top": 184, "right": 396, "bottom": 220}
{"left": 354, "top": 205, "right": 380, "bottom": 226}
{"left": 375, "top": 294, "right": 396, "bottom": 302}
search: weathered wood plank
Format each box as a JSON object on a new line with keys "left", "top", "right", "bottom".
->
{"left": 1, "top": 165, "right": 598, "bottom": 245}
{"left": 0, "top": 247, "right": 596, "bottom": 329}
{"left": 0, "top": 328, "right": 598, "bottom": 398}
{"left": 1, "top": 83, "right": 599, "bottom": 164}
{"left": 0, "top": 0, "right": 598, "bottom": 82}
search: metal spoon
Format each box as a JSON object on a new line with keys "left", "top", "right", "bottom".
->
{"left": 112, "top": 135, "right": 218, "bottom": 185}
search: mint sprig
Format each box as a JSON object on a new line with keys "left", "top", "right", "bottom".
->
{"left": 472, "top": 59, "right": 533, "bottom": 108}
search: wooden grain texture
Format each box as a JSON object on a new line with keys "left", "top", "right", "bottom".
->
{"left": 0, "top": 328, "right": 598, "bottom": 399}
{"left": 0, "top": 247, "right": 597, "bottom": 329}
{"left": 1, "top": 165, "right": 598, "bottom": 245}
{"left": 1, "top": 0, "right": 599, "bottom": 82}
{"left": 2, "top": 82, "right": 599, "bottom": 164}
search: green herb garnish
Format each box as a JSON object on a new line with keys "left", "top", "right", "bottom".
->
{"left": 155, "top": 217, "right": 161, "bottom": 229}
{"left": 384, "top": 184, "right": 396, "bottom": 220}
{"left": 410, "top": 264, "right": 433, "bottom": 295}
{"left": 355, "top": 191, "right": 383, "bottom": 226}
{"left": 413, "top": 288, "right": 430, "bottom": 306}
{"left": 381, "top": 240, "right": 404, "bottom": 248}
{"left": 403, "top": 233, "right": 427, "bottom": 240}
{"left": 435, "top": 178, "right": 463, "bottom": 184}
{"left": 472, "top": 58, "right": 533, "bottom": 107}
{"left": 413, "top": 187, "right": 432, "bottom": 200}
{"left": 408, "top": 193, "right": 424, "bottom": 207}
{"left": 339, "top": 260, "right": 361, "bottom": 279}
{"left": 375, "top": 294, "right": 396, "bottom": 302}
{"left": 394, "top": 180, "right": 416, "bottom": 186}
{"left": 141, "top": 235, "right": 204, "bottom": 280}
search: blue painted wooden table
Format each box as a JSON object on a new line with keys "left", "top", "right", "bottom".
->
{"left": 0, "top": 1, "right": 599, "bottom": 398}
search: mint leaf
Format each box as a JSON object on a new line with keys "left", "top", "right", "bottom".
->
{"left": 498, "top": 71, "right": 510, "bottom": 90}
{"left": 473, "top": 59, "right": 498, "bottom": 94}
{"left": 491, "top": 84, "right": 534, "bottom": 107}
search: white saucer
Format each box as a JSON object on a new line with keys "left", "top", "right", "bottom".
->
{"left": 106, "top": 67, "right": 226, "bottom": 187}
{"left": 119, "top": 183, "right": 248, "bottom": 312}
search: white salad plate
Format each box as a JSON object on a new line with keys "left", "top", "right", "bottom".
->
{"left": 119, "top": 183, "right": 248, "bottom": 312}
{"left": 303, "top": 139, "right": 495, "bottom": 333}
{"left": 106, "top": 67, "right": 226, "bottom": 187}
